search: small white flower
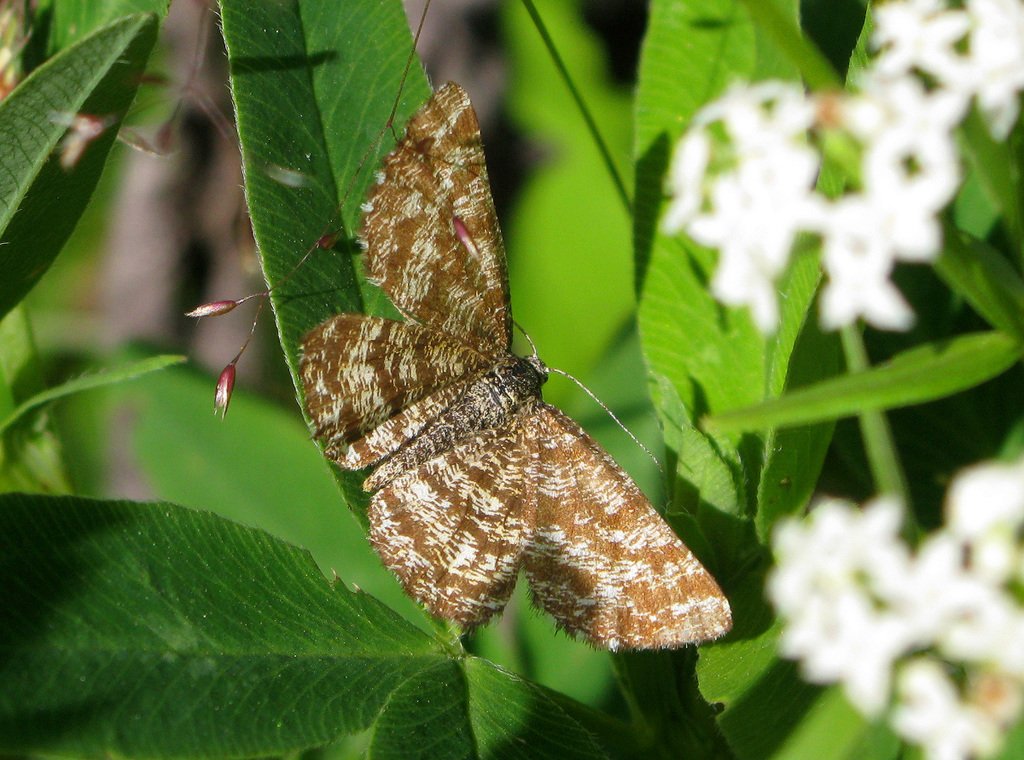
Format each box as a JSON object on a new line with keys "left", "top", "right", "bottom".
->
{"left": 770, "top": 453, "right": 1024, "bottom": 759}
{"left": 947, "top": 458, "right": 1024, "bottom": 591}
{"left": 966, "top": 0, "right": 1024, "bottom": 137}
{"left": 845, "top": 74, "right": 964, "bottom": 254}
{"left": 769, "top": 496, "right": 909, "bottom": 609}
{"left": 893, "top": 658, "right": 1000, "bottom": 760}
{"left": 873, "top": 0, "right": 972, "bottom": 86}
{"left": 816, "top": 195, "right": 916, "bottom": 330}
{"left": 663, "top": 82, "right": 819, "bottom": 333}
{"left": 695, "top": 80, "right": 815, "bottom": 139}
{"left": 940, "top": 590, "right": 1024, "bottom": 677}
{"left": 969, "top": 670, "right": 1024, "bottom": 732}
{"left": 889, "top": 532, "right": 970, "bottom": 639}
{"left": 946, "top": 458, "right": 1024, "bottom": 545}
{"left": 782, "top": 590, "right": 912, "bottom": 715}
{"left": 710, "top": 238, "right": 784, "bottom": 331}
{"left": 861, "top": 126, "right": 959, "bottom": 260}
{"left": 769, "top": 497, "right": 914, "bottom": 714}
{"left": 664, "top": 0, "right": 1024, "bottom": 337}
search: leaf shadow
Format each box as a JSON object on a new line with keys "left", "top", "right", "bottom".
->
{"left": 0, "top": 498, "right": 131, "bottom": 742}
{"left": 228, "top": 50, "right": 337, "bottom": 75}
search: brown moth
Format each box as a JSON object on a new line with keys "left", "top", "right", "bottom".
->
{"left": 300, "top": 82, "right": 732, "bottom": 650}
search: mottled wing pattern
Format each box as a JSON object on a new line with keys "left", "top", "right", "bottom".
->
{"left": 368, "top": 420, "right": 535, "bottom": 627}
{"left": 361, "top": 82, "right": 510, "bottom": 354}
{"left": 340, "top": 380, "right": 471, "bottom": 471}
{"left": 300, "top": 314, "right": 491, "bottom": 459}
{"left": 522, "top": 405, "right": 732, "bottom": 650}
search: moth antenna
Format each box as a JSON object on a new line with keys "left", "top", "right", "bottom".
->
{"left": 388, "top": 0, "right": 433, "bottom": 141}
{"left": 547, "top": 366, "right": 664, "bottom": 475}
{"left": 511, "top": 318, "right": 540, "bottom": 360}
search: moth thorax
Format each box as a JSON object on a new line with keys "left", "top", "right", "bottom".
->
{"left": 489, "top": 355, "right": 547, "bottom": 409}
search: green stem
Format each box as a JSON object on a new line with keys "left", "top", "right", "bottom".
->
{"left": 518, "top": 0, "right": 633, "bottom": 217}
{"left": 839, "top": 326, "right": 911, "bottom": 510}
{"left": 427, "top": 617, "right": 466, "bottom": 658}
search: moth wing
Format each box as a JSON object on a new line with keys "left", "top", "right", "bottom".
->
{"left": 522, "top": 405, "right": 732, "bottom": 650}
{"left": 300, "top": 314, "right": 490, "bottom": 459}
{"left": 361, "top": 82, "right": 510, "bottom": 355}
{"left": 340, "top": 380, "right": 471, "bottom": 470}
{"left": 368, "top": 421, "right": 534, "bottom": 628}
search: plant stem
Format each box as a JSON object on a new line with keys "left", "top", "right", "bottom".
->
{"left": 518, "top": 0, "right": 633, "bottom": 217}
{"left": 839, "top": 325, "right": 911, "bottom": 511}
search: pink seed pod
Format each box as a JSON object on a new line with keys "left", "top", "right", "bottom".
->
{"left": 214, "top": 363, "right": 236, "bottom": 419}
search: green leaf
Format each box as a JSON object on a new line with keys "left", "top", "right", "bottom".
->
{"left": 695, "top": 567, "right": 822, "bottom": 759}
{"left": 707, "top": 331, "right": 1023, "bottom": 433}
{"left": 634, "top": 0, "right": 802, "bottom": 445}
{"left": 737, "top": 0, "right": 841, "bottom": 90}
{"left": 959, "top": 109, "right": 1024, "bottom": 257}
{"left": 0, "top": 493, "right": 437, "bottom": 757}
{"left": 463, "top": 659, "right": 617, "bottom": 759}
{"left": 650, "top": 373, "right": 750, "bottom": 572}
{"left": 695, "top": 569, "right": 885, "bottom": 760}
{"left": 634, "top": 0, "right": 762, "bottom": 423}
{"left": 756, "top": 281, "right": 840, "bottom": 535}
{"left": 936, "top": 227, "right": 1024, "bottom": 341}
{"left": 0, "top": 13, "right": 160, "bottom": 321}
{"left": 220, "top": 0, "right": 432, "bottom": 513}
{"left": 0, "top": 307, "right": 69, "bottom": 493}
{"left": 47, "top": 0, "right": 169, "bottom": 51}
{"left": 767, "top": 687, "right": 876, "bottom": 760}
{"left": 0, "top": 353, "right": 184, "bottom": 435}
{"left": 0, "top": 494, "right": 619, "bottom": 758}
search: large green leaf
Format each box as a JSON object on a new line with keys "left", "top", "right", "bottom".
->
{"left": 634, "top": 0, "right": 763, "bottom": 425}
{"left": 0, "top": 494, "right": 624, "bottom": 758}
{"left": 220, "top": 0, "right": 432, "bottom": 517}
{"left": 0, "top": 13, "right": 160, "bottom": 321}
{"left": 0, "top": 493, "right": 435, "bottom": 756}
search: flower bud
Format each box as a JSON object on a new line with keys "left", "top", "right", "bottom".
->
{"left": 186, "top": 300, "right": 238, "bottom": 318}
{"left": 214, "top": 363, "right": 236, "bottom": 419}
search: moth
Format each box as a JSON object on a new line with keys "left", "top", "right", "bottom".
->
{"left": 300, "top": 82, "right": 731, "bottom": 650}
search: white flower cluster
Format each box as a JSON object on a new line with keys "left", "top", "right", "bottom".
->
{"left": 663, "top": 0, "right": 1024, "bottom": 334}
{"left": 768, "top": 458, "right": 1024, "bottom": 759}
